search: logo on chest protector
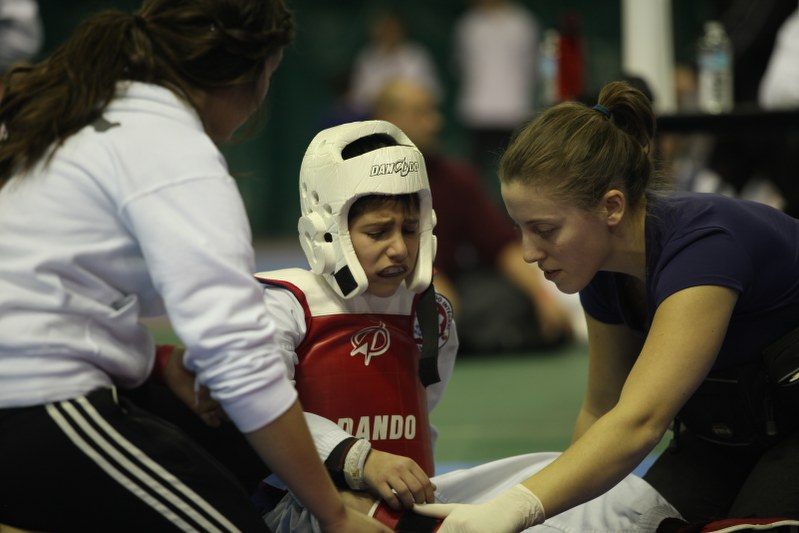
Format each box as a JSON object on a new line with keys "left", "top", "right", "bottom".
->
{"left": 350, "top": 322, "right": 390, "bottom": 366}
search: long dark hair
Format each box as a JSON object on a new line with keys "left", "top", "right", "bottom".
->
{"left": 0, "top": 0, "right": 294, "bottom": 188}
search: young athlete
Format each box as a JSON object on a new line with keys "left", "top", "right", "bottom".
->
{"left": 414, "top": 81, "right": 799, "bottom": 531}
{"left": 0, "top": 1, "right": 387, "bottom": 531}
{"left": 254, "top": 120, "right": 679, "bottom": 532}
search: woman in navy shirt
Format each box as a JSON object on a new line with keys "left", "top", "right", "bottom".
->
{"left": 415, "top": 80, "right": 799, "bottom": 531}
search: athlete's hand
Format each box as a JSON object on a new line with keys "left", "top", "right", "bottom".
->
{"left": 193, "top": 385, "right": 225, "bottom": 428}
{"left": 363, "top": 449, "right": 436, "bottom": 510}
{"left": 319, "top": 506, "right": 392, "bottom": 533}
{"left": 162, "top": 346, "right": 224, "bottom": 427}
{"left": 413, "top": 484, "right": 545, "bottom": 533}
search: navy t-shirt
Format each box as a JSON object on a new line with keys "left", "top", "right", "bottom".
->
{"left": 580, "top": 192, "right": 799, "bottom": 370}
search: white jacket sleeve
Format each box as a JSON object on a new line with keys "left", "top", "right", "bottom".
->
{"left": 125, "top": 174, "right": 297, "bottom": 434}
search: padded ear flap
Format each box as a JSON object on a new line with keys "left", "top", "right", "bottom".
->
{"left": 405, "top": 205, "right": 437, "bottom": 294}
{"left": 298, "top": 213, "right": 334, "bottom": 274}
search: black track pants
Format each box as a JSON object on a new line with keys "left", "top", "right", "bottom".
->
{"left": 0, "top": 388, "right": 270, "bottom": 532}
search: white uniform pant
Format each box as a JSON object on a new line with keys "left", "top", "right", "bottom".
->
{"left": 264, "top": 451, "right": 681, "bottom": 532}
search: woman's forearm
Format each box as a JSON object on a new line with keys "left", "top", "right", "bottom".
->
{"left": 524, "top": 406, "right": 665, "bottom": 519}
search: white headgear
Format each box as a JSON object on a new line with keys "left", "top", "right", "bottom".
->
{"left": 298, "top": 120, "right": 436, "bottom": 299}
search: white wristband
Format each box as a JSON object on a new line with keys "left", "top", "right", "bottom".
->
{"left": 343, "top": 438, "right": 372, "bottom": 490}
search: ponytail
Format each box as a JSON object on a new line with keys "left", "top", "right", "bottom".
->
{"left": 596, "top": 81, "right": 655, "bottom": 150}
{"left": 0, "top": 12, "right": 139, "bottom": 185}
{"left": 500, "top": 80, "right": 661, "bottom": 211}
{"left": 0, "top": 0, "right": 294, "bottom": 188}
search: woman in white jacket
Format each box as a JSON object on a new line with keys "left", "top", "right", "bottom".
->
{"left": 0, "top": 1, "right": 388, "bottom": 532}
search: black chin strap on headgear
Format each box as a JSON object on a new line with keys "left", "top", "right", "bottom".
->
{"left": 416, "top": 283, "right": 441, "bottom": 387}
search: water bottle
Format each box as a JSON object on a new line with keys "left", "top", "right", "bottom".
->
{"left": 538, "top": 30, "right": 559, "bottom": 109}
{"left": 697, "top": 21, "right": 733, "bottom": 114}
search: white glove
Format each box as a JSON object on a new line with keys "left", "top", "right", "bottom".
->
{"left": 413, "top": 484, "right": 545, "bottom": 533}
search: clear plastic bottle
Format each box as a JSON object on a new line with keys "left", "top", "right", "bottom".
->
{"left": 538, "top": 29, "right": 559, "bottom": 109}
{"left": 697, "top": 21, "right": 734, "bottom": 114}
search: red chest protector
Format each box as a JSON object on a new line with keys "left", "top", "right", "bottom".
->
{"left": 258, "top": 269, "right": 435, "bottom": 476}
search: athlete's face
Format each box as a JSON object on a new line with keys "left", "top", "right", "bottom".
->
{"left": 501, "top": 180, "right": 612, "bottom": 294}
{"left": 350, "top": 201, "right": 421, "bottom": 298}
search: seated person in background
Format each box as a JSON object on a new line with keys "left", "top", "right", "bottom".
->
{"left": 372, "top": 78, "right": 580, "bottom": 353}
{"left": 253, "top": 120, "right": 679, "bottom": 532}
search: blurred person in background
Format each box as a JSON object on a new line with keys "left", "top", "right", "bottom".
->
{"left": 453, "top": 0, "right": 540, "bottom": 195}
{"left": 348, "top": 6, "right": 442, "bottom": 118}
{"left": 0, "top": 0, "right": 42, "bottom": 96}
{"left": 759, "top": 1, "right": 799, "bottom": 110}
{"left": 372, "top": 78, "right": 579, "bottom": 354}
